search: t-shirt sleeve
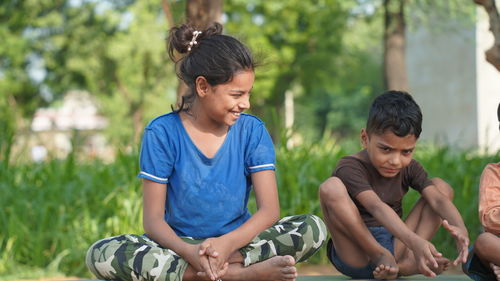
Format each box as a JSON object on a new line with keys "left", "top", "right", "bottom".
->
{"left": 245, "top": 122, "right": 276, "bottom": 174}
{"left": 405, "top": 160, "right": 433, "bottom": 192}
{"left": 479, "top": 163, "right": 500, "bottom": 234}
{"left": 137, "top": 126, "right": 175, "bottom": 184}
{"left": 334, "top": 159, "right": 373, "bottom": 198}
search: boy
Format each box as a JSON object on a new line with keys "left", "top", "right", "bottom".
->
{"left": 463, "top": 102, "right": 500, "bottom": 281}
{"left": 319, "top": 91, "right": 469, "bottom": 279}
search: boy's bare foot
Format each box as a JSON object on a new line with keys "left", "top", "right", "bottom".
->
{"left": 490, "top": 263, "right": 500, "bottom": 281}
{"left": 373, "top": 264, "right": 398, "bottom": 280}
{"left": 372, "top": 251, "right": 398, "bottom": 280}
{"left": 430, "top": 256, "right": 450, "bottom": 275}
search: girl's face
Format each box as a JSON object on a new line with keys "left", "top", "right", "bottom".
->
{"left": 198, "top": 70, "right": 254, "bottom": 127}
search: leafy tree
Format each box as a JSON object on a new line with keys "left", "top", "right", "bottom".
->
{"left": 224, "top": 0, "right": 381, "bottom": 140}
{"left": 0, "top": 0, "right": 55, "bottom": 118}
{"left": 2, "top": 0, "right": 182, "bottom": 146}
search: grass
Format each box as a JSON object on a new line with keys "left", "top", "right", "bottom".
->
{"left": 0, "top": 136, "right": 498, "bottom": 279}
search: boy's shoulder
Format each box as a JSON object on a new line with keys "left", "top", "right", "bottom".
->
{"left": 334, "top": 150, "right": 371, "bottom": 180}
{"left": 337, "top": 150, "right": 370, "bottom": 167}
{"left": 481, "top": 162, "right": 500, "bottom": 180}
{"left": 335, "top": 149, "right": 424, "bottom": 181}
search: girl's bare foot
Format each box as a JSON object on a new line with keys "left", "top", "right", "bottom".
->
{"left": 490, "top": 263, "right": 500, "bottom": 281}
{"left": 372, "top": 253, "right": 398, "bottom": 280}
{"left": 214, "top": 255, "right": 296, "bottom": 281}
{"left": 246, "top": 255, "right": 297, "bottom": 281}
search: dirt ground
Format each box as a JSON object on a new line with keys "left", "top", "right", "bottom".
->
{"left": 296, "top": 263, "right": 465, "bottom": 276}
{"left": 17, "top": 264, "right": 466, "bottom": 280}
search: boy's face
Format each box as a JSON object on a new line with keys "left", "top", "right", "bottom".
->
{"left": 361, "top": 129, "right": 417, "bottom": 178}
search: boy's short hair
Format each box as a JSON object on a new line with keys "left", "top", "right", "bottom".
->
{"left": 366, "top": 90, "right": 423, "bottom": 138}
{"left": 497, "top": 102, "right": 500, "bottom": 131}
{"left": 497, "top": 102, "right": 500, "bottom": 123}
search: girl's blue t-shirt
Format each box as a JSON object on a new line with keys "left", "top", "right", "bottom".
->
{"left": 138, "top": 112, "right": 276, "bottom": 239}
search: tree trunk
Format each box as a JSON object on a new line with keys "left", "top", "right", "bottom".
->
{"left": 383, "top": 0, "right": 408, "bottom": 91}
{"left": 474, "top": 0, "right": 500, "bottom": 71}
{"left": 173, "top": 0, "right": 223, "bottom": 105}
{"left": 186, "top": 0, "right": 223, "bottom": 29}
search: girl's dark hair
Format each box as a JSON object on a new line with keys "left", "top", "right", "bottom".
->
{"left": 366, "top": 91, "right": 423, "bottom": 138}
{"left": 167, "top": 22, "right": 255, "bottom": 112}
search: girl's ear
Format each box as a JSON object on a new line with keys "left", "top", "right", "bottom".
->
{"left": 195, "top": 76, "right": 210, "bottom": 97}
{"left": 360, "top": 128, "right": 369, "bottom": 148}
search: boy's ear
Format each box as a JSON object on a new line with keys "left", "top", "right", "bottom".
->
{"left": 195, "top": 76, "right": 210, "bottom": 97}
{"left": 360, "top": 129, "right": 369, "bottom": 148}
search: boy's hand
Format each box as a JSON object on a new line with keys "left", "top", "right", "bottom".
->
{"left": 410, "top": 236, "right": 442, "bottom": 277}
{"left": 442, "top": 220, "right": 469, "bottom": 265}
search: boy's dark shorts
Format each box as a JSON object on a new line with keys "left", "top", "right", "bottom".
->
{"left": 327, "top": 226, "right": 394, "bottom": 279}
{"left": 462, "top": 245, "right": 496, "bottom": 281}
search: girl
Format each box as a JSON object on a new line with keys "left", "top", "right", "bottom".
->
{"left": 85, "top": 23, "right": 326, "bottom": 281}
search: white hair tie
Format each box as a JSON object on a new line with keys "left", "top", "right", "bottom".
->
{"left": 187, "top": 30, "right": 202, "bottom": 52}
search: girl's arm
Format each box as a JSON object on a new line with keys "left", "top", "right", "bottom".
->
{"left": 142, "top": 179, "right": 217, "bottom": 280}
{"left": 223, "top": 169, "right": 280, "bottom": 247}
{"left": 200, "top": 170, "right": 280, "bottom": 276}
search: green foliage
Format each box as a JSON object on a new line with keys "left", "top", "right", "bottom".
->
{"left": 224, "top": 0, "right": 383, "bottom": 140}
{"left": 1, "top": 0, "right": 179, "bottom": 146}
{"left": 0, "top": 148, "right": 142, "bottom": 278}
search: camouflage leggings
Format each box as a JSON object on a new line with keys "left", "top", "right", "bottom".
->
{"left": 86, "top": 214, "right": 326, "bottom": 281}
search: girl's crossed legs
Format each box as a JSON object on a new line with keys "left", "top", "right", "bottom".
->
{"left": 86, "top": 214, "right": 326, "bottom": 281}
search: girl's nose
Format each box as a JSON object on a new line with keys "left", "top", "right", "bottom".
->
{"left": 239, "top": 96, "right": 250, "bottom": 110}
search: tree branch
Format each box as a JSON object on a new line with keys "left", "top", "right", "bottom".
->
{"left": 474, "top": 0, "right": 500, "bottom": 71}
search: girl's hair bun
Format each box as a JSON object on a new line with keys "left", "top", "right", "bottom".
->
{"left": 168, "top": 22, "right": 223, "bottom": 59}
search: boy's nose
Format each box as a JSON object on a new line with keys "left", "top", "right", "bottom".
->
{"left": 388, "top": 154, "right": 401, "bottom": 166}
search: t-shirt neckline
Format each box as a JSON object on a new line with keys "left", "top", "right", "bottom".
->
{"left": 174, "top": 113, "right": 233, "bottom": 163}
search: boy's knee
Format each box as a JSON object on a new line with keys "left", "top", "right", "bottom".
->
{"left": 431, "top": 177, "right": 454, "bottom": 200}
{"left": 319, "top": 177, "right": 348, "bottom": 203}
{"left": 475, "top": 232, "right": 497, "bottom": 256}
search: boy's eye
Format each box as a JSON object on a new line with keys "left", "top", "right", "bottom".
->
{"left": 403, "top": 150, "right": 413, "bottom": 155}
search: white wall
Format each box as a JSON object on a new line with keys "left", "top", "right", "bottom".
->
{"left": 407, "top": 8, "right": 500, "bottom": 153}
{"left": 476, "top": 7, "right": 500, "bottom": 153}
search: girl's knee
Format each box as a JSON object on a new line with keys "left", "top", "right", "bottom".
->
{"left": 431, "top": 177, "right": 454, "bottom": 200}
{"left": 303, "top": 214, "right": 328, "bottom": 238}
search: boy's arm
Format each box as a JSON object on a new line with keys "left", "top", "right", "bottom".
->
{"left": 421, "top": 184, "right": 469, "bottom": 265}
{"left": 356, "top": 190, "right": 442, "bottom": 277}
